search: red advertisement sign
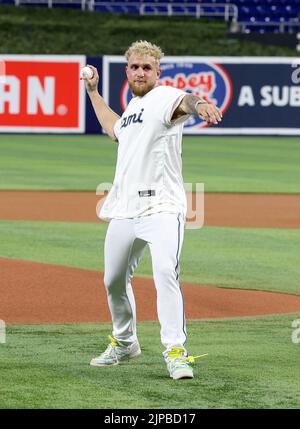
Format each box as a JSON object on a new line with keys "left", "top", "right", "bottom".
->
{"left": 0, "top": 55, "right": 86, "bottom": 133}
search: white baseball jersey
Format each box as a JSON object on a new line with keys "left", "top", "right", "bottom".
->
{"left": 99, "top": 85, "right": 190, "bottom": 221}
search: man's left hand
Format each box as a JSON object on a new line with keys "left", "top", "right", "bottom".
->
{"left": 196, "top": 101, "right": 223, "bottom": 125}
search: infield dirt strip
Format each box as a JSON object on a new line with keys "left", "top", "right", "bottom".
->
{"left": 1, "top": 191, "right": 300, "bottom": 323}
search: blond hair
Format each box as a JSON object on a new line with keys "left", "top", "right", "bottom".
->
{"left": 125, "top": 40, "right": 164, "bottom": 66}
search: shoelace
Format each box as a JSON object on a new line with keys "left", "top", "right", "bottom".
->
{"left": 99, "top": 344, "right": 114, "bottom": 359}
{"left": 108, "top": 335, "right": 119, "bottom": 347}
{"left": 182, "top": 354, "right": 208, "bottom": 364}
{"left": 167, "top": 347, "right": 208, "bottom": 364}
{"left": 99, "top": 335, "right": 119, "bottom": 359}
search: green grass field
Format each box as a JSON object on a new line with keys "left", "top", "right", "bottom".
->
{"left": 1, "top": 315, "right": 300, "bottom": 409}
{"left": 0, "top": 135, "right": 300, "bottom": 192}
{"left": 0, "top": 220, "right": 299, "bottom": 295}
{"left": 0, "top": 134, "right": 299, "bottom": 409}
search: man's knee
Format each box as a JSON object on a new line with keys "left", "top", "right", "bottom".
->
{"left": 104, "top": 273, "right": 126, "bottom": 292}
{"left": 153, "top": 264, "right": 179, "bottom": 283}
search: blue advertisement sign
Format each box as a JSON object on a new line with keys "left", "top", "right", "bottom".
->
{"left": 85, "top": 56, "right": 103, "bottom": 134}
{"left": 102, "top": 56, "right": 300, "bottom": 135}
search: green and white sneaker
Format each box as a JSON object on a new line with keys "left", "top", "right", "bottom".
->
{"left": 164, "top": 346, "right": 208, "bottom": 380}
{"left": 90, "top": 335, "right": 141, "bottom": 366}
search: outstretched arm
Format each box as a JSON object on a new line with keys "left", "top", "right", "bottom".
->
{"left": 82, "top": 65, "right": 120, "bottom": 140}
{"left": 172, "top": 93, "right": 223, "bottom": 125}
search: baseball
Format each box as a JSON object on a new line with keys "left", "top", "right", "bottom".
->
{"left": 80, "top": 66, "right": 94, "bottom": 79}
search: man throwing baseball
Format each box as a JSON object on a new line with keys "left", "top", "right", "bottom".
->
{"left": 83, "top": 41, "right": 222, "bottom": 380}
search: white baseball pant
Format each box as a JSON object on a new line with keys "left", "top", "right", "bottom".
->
{"left": 103, "top": 212, "right": 187, "bottom": 350}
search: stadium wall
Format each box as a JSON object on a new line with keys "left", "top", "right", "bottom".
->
{"left": 0, "top": 55, "right": 299, "bottom": 135}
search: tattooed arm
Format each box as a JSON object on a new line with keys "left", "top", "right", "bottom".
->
{"left": 172, "top": 94, "right": 223, "bottom": 125}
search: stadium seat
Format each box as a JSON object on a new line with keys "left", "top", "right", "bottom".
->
{"left": 1, "top": 0, "right": 299, "bottom": 33}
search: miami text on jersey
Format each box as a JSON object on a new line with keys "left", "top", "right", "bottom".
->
{"left": 120, "top": 108, "right": 144, "bottom": 129}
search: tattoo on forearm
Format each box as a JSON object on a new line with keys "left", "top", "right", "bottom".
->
{"left": 182, "top": 94, "right": 206, "bottom": 115}
{"left": 172, "top": 93, "right": 208, "bottom": 121}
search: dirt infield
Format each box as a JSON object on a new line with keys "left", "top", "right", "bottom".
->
{"left": 1, "top": 190, "right": 300, "bottom": 228}
{"left": 2, "top": 258, "right": 300, "bottom": 324}
{"left": 1, "top": 191, "right": 300, "bottom": 323}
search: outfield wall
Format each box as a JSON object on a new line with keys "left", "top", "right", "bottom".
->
{"left": 0, "top": 55, "right": 299, "bottom": 135}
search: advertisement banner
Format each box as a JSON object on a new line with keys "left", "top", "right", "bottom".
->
{"left": 0, "top": 55, "right": 86, "bottom": 133}
{"left": 103, "top": 56, "right": 300, "bottom": 135}
{"left": 85, "top": 56, "right": 103, "bottom": 134}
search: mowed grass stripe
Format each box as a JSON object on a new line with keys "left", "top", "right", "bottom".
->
{"left": 0, "top": 135, "right": 299, "bottom": 192}
{"left": 0, "top": 220, "right": 299, "bottom": 295}
{"left": 1, "top": 315, "right": 300, "bottom": 409}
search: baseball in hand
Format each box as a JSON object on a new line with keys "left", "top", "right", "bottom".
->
{"left": 80, "top": 66, "right": 94, "bottom": 79}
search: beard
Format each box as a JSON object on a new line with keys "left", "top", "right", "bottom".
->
{"left": 129, "top": 80, "right": 156, "bottom": 97}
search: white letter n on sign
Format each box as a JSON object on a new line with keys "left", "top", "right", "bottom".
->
{"left": 27, "top": 76, "right": 55, "bottom": 115}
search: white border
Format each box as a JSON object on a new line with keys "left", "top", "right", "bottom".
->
{"left": 0, "top": 55, "right": 86, "bottom": 133}
{"left": 0, "top": 55, "right": 87, "bottom": 62}
{"left": 104, "top": 55, "right": 300, "bottom": 64}
{"left": 0, "top": 126, "right": 86, "bottom": 133}
{"left": 103, "top": 55, "right": 300, "bottom": 136}
{"left": 184, "top": 128, "right": 300, "bottom": 135}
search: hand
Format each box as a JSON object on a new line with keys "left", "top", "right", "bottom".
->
{"left": 196, "top": 101, "right": 223, "bottom": 125}
{"left": 81, "top": 64, "right": 99, "bottom": 93}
